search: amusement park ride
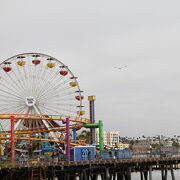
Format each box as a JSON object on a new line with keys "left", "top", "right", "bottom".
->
{"left": 0, "top": 53, "right": 104, "bottom": 162}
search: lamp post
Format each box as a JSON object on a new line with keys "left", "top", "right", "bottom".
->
{"left": 149, "top": 145, "right": 152, "bottom": 157}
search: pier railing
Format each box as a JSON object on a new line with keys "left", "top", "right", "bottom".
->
{"left": 1, "top": 152, "right": 180, "bottom": 168}
{"left": 1, "top": 154, "right": 180, "bottom": 180}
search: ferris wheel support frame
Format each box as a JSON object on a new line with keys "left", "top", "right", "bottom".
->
{"left": 33, "top": 105, "right": 56, "bottom": 133}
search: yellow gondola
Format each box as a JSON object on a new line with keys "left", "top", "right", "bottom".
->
{"left": 47, "top": 63, "right": 55, "bottom": 68}
{"left": 77, "top": 111, "right": 85, "bottom": 116}
{"left": 17, "top": 61, "right": 26, "bottom": 66}
{"left": 69, "top": 82, "right": 78, "bottom": 87}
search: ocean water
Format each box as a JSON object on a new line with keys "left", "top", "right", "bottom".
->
{"left": 96, "top": 170, "right": 180, "bottom": 179}
{"left": 132, "top": 170, "right": 180, "bottom": 180}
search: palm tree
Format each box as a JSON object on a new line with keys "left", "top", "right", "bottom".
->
{"left": 77, "top": 130, "right": 91, "bottom": 144}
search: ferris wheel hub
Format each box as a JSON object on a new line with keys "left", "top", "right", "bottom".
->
{"left": 25, "top": 97, "right": 36, "bottom": 107}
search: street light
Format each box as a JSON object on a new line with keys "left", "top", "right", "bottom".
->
{"left": 149, "top": 145, "right": 152, "bottom": 157}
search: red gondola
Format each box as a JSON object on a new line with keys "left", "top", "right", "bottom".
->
{"left": 3, "top": 67, "right": 12, "bottom": 72}
{"left": 32, "top": 60, "right": 41, "bottom": 65}
{"left": 75, "top": 96, "right": 84, "bottom": 101}
{"left": 59, "top": 70, "right": 68, "bottom": 76}
{"left": 3, "top": 62, "right": 12, "bottom": 72}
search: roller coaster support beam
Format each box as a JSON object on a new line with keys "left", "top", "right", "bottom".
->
{"left": 84, "top": 120, "right": 104, "bottom": 154}
{"left": 10, "top": 116, "right": 17, "bottom": 163}
{"left": 66, "top": 118, "right": 70, "bottom": 161}
{"left": 88, "top": 96, "right": 96, "bottom": 145}
{"left": 73, "top": 128, "right": 77, "bottom": 144}
{"left": 98, "top": 120, "right": 104, "bottom": 154}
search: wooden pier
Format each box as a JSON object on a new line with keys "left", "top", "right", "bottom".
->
{"left": 0, "top": 157, "right": 180, "bottom": 180}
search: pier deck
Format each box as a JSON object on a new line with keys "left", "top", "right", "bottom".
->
{"left": 0, "top": 157, "right": 180, "bottom": 179}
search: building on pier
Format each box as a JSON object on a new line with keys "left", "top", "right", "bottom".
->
{"left": 95, "top": 129, "right": 119, "bottom": 147}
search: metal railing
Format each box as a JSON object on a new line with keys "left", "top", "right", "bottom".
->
{"left": 1, "top": 151, "right": 180, "bottom": 168}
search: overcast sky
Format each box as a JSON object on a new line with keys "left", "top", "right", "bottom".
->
{"left": 0, "top": 0, "right": 180, "bottom": 137}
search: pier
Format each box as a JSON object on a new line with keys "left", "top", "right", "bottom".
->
{"left": 0, "top": 156, "right": 180, "bottom": 180}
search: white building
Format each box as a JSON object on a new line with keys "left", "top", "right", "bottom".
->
{"left": 95, "top": 129, "right": 119, "bottom": 147}
{"left": 108, "top": 131, "right": 119, "bottom": 147}
{"left": 118, "top": 143, "right": 129, "bottom": 150}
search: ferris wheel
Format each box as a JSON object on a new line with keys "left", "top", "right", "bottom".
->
{"left": 0, "top": 53, "right": 85, "bottom": 132}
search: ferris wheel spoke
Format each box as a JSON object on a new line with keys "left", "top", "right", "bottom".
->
{"left": 43, "top": 102, "right": 77, "bottom": 107}
{"left": 47, "top": 98, "right": 75, "bottom": 103}
{"left": 15, "top": 106, "right": 30, "bottom": 130}
{"left": 0, "top": 81, "right": 25, "bottom": 99}
{"left": 0, "top": 104, "right": 26, "bottom": 114}
{"left": 38, "top": 100, "right": 77, "bottom": 107}
{"left": 38, "top": 83, "right": 75, "bottom": 101}
{"left": 28, "top": 55, "right": 35, "bottom": 96}
{"left": 1, "top": 74, "right": 25, "bottom": 98}
{"left": 35, "top": 67, "right": 58, "bottom": 92}
{"left": 38, "top": 77, "right": 72, "bottom": 99}
{"left": 38, "top": 70, "right": 65, "bottom": 96}
{"left": 40, "top": 104, "right": 76, "bottom": 114}
{"left": 47, "top": 90, "right": 77, "bottom": 100}
{"left": 37, "top": 85, "right": 73, "bottom": 102}
{"left": 34, "top": 119, "right": 39, "bottom": 129}
{"left": 11, "top": 68, "right": 27, "bottom": 93}
{"left": 38, "top": 104, "right": 63, "bottom": 114}
{"left": 37, "top": 69, "right": 69, "bottom": 95}
{"left": 26, "top": 56, "right": 33, "bottom": 96}
{"left": 32, "top": 64, "right": 41, "bottom": 97}
{"left": 33, "top": 63, "right": 47, "bottom": 98}
{"left": 0, "top": 89, "right": 24, "bottom": 100}
{"left": 35, "top": 119, "right": 45, "bottom": 129}
{"left": 13, "top": 106, "right": 27, "bottom": 117}
{"left": 26, "top": 107, "right": 33, "bottom": 129}
{"left": 32, "top": 104, "right": 42, "bottom": 115}
{"left": 16, "top": 63, "right": 31, "bottom": 97}
{"left": 38, "top": 91, "right": 77, "bottom": 104}
{"left": 38, "top": 107, "right": 50, "bottom": 116}
{"left": 40, "top": 83, "right": 73, "bottom": 99}
{"left": 32, "top": 105, "right": 55, "bottom": 129}
{"left": 0, "top": 98, "right": 23, "bottom": 103}
{"left": 0, "top": 103, "right": 26, "bottom": 109}
{"left": 36, "top": 70, "right": 65, "bottom": 99}
{"left": 32, "top": 104, "right": 59, "bottom": 138}
{"left": 16, "top": 66, "right": 28, "bottom": 95}
{"left": 0, "top": 95, "right": 22, "bottom": 103}
{"left": 22, "top": 63, "right": 31, "bottom": 96}
{"left": 3, "top": 71, "right": 25, "bottom": 95}
{"left": 45, "top": 103, "right": 77, "bottom": 112}
{"left": 34, "top": 65, "right": 50, "bottom": 91}
{"left": 32, "top": 63, "right": 47, "bottom": 97}
{"left": 0, "top": 103, "right": 24, "bottom": 107}
{"left": 30, "top": 67, "right": 36, "bottom": 96}
{"left": 34, "top": 67, "right": 56, "bottom": 98}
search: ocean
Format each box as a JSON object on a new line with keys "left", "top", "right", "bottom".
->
{"left": 132, "top": 170, "right": 180, "bottom": 179}
{"left": 96, "top": 170, "right": 180, "bottom": 179}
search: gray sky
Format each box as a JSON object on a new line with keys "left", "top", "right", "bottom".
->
{"left": 0, "top": 0, "right": 180, "bottom": 137}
